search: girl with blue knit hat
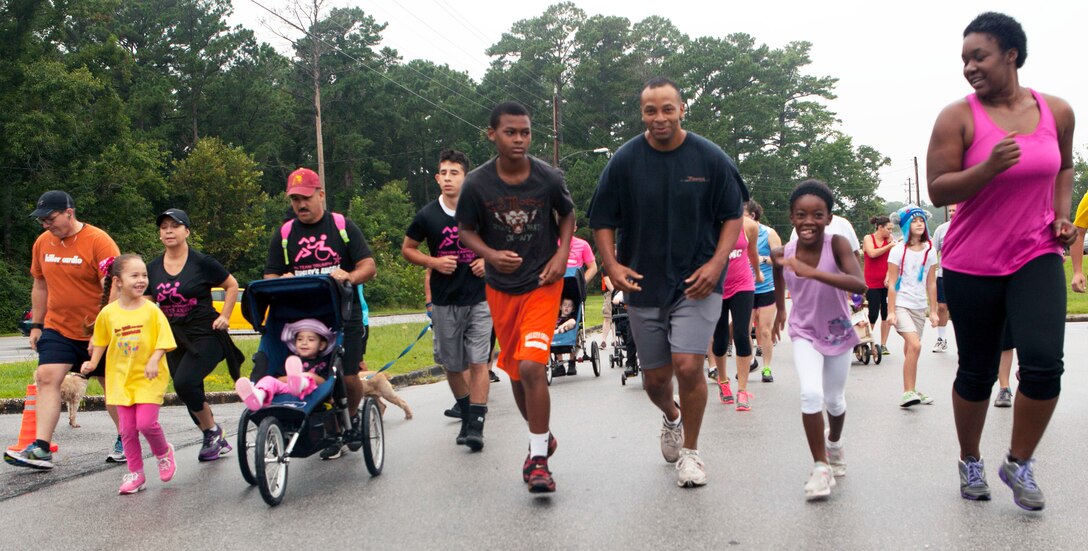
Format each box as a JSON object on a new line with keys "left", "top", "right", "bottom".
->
{"left": 886, "top": 205, "right": 939, "bottom": 408}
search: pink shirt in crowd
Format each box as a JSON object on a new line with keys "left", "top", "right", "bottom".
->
{"left": 721, "top": 225, "right": 755, "bottom": 299}
{"left": 566, "top": 237, "right": 595, "bottom": 268}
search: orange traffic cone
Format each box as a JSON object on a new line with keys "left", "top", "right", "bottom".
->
{"left": 7, "top": 384, "right": 59, "bottom": 453}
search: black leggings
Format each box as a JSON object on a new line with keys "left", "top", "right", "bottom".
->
{"left": 866, "top": 287, "right": 888, "bottom": 326}
{"left": 944, "top": 254, "right": 1065, "bottom": 401}
{"left": 167, "top": 336, "right": 226, "bottom": 419}
{"left": 712, "top": 291, "right": 754, "bottom": 357}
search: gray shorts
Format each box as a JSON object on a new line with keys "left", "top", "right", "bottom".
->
{"left": 432, "top": 302, "right": 493, "bottom": 372}
{"left": 627, "top": 293, "right": 722, "bottom": 370}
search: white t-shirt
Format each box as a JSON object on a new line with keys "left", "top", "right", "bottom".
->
{"left": 931, "top": 221, "right": 951, "bottom": 277}
{"left": 790, "top": 216, "right": 860, "bottom": 252}
{"left": 888, "top": 242, "right": 938, "bottom": 310}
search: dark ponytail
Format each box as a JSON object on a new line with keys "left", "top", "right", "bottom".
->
{"left": 870, "top": 215, "right": 890, "bottom": 227}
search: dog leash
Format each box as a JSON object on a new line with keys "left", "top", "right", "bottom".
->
{"left": 365, "top": 322, "right": 432, "bottom": 380}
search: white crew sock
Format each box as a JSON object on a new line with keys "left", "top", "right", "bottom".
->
{"left": 529, "top": 431, "right": 550, "bottom": 458}
{"left": 937, "top": 326, "right": 947, "bottom": 339}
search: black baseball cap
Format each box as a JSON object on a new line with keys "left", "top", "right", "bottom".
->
{"left": 156, "top": 208, "right": 191, "bottom": 227}
{"left": 29, "top": 190, "right": 74, "bottom": 218}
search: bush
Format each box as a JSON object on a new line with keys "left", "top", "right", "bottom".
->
{"left": 349, "top": 180, "right": 426, "bottom": 309}
{"left": 0, "top": 258, "right": 32, "bottom": 333}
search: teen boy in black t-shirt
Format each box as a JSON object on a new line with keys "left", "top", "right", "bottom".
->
{"left": 403, "top": 149, "right": 493, "bottom": 451}
{"left": 457, "top": 101, "right": 575, "bottom": 493}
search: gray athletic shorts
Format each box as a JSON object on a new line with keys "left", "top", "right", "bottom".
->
{"left": 432, "top": 302, "right": 493, "bottom": 372}
{"left": 627, "top": 292, "right": 722, "bottom": 370}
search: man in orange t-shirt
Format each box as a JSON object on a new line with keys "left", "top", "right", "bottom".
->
{"left": 4, "top": 191, "right": 122, "bottom": 470}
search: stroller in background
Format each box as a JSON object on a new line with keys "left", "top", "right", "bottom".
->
{"left": 609, "top": 292, "right": 640, "bottom": 386}
{"left": 546, "top": 267, "right": 601, "bottom": 385}
{"left": 236, "top": 276, "right": 384, "bottom": 506}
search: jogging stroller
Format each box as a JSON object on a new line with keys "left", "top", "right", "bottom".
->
{"left": 546, "top": 267, "right": 600, "bottom": 385}
{"left": 235, "top": 276, "right": 384, "bottom": 506}
{"left": 609, "top": 292, "right": 640, "bottom": 385}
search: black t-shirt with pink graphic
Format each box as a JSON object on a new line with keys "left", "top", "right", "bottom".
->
{"left": 405, "top": 199, "right": 485, "bottom": 306}
{"left": 456, "top": 156, "right": 575, "bottom": 295}
{"left": 147, "top": 249, "right": 230, "bottom": 338}
{"left": 264, "top": 212, "right": 371, "bottom": 320}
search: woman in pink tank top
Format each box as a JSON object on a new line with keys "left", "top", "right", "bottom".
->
{"left": 926, "top": 12, "right": 1076, "bottom": 511}
{"left": 709, "top": 206, "right": 762, "bottom": 410}
{"left": 770, "top": 180, "right": 865, "bottom": 501}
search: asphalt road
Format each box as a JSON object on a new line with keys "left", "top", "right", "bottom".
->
{"left": 2, "top": 325, "right": 1087, "bottom": 549}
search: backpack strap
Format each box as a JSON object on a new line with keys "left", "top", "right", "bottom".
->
{"left": 332, "top": 212, "right": 350, "bottom": 244}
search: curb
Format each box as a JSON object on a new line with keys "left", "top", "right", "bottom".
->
{"left": 0, "top": 365, "right": 450, "bottom": 415}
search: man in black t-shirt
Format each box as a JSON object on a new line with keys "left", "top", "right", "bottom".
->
{"left": 588, "top": 77, "right": 748, "bottom": 489}
{"left": 264, "top": 167, "right": 376, "bottom": 459}
{"left": 402, "top": 149, "right": 493, "bottom": 451}
{"left": 457, "top": 101, "right": 575, "bottom": 493}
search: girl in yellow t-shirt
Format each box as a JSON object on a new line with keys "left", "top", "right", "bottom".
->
{"left": 82, "top": 254, "right": 177, "bottom": 495}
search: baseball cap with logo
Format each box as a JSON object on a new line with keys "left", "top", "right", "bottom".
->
{"left": 29, "top": 190, "right": 75, "bottom": 218}
{"left": 286, "top": 168, "right": 322, "bottom": 197}
{"left": 156, "top": 208, "right": 192, "bottom": 228}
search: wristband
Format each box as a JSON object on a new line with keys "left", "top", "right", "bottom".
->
{"left": 30, "top": 323, "right": 44, "bottom": 331}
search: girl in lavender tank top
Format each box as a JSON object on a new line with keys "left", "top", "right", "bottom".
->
{"left": 770, "top": 180, "right": 866, "bottom": 501}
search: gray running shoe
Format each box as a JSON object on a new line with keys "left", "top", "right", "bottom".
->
{"left": 4, "top": 442, "right": 54, "bottom": 470}
{"left": 106, "top": 435, "right": 127, "bottom": 463}
{"left": 676, "top": 448, "right": 707, "bottom": 487}
{"left": 958, "top": 456, "right": 991, "bottom": 500}
{"left": 804, "top": 462, "right": 836, "bottom": 500}
{"left": 660, "top": 413, "right": 683, "bottom": 464}
{"left": 994, "top": 387, "right": 1013, "bottom": 408}
{"left": 198, "top": 423, "right": 231, "bottom": 462}
{"left": 999, "top": 457, "right": 1045, "bottom": 511}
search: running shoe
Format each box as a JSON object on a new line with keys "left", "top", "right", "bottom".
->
{"left": 235, "top": 378, "right": 265, "bottom": 412}
{"left": 320, "top": 443, "right": 345, "bottom": 460}
{"left": 198, "top": 423, "right": 232, "bottom": 462}
{"left": 118, "top": 471, "right": 146, "bottom": 495}
{"left": 999, "top": 456, "right": 1045, "bottom": 511}
{"left": 735, "top": 390, "right": 752, "bottom": 412}
{"left": 157, "top": 444, "right": 176, "bottom": 482}
{"left": 3, "top": 441, "right": 54, "bottom": 470}
{"left": 804, "top": 462, "right": 836, "bottom": 500}
{"left": 994, "top": 387, "right": 1013, "bottom": 408}
{"left": 880, "top": 345, "right": 891, "bottom": 356}
{"left": 749, "top": 357, "right": 759, "bottom": 372}
{"left": 726, "top": 343, "right": 732, "bottom": 356}
{"left": 489, "top": 370, "right": 501, "bottom": 383}
{"left": 522, "top": 433, "right": 558, "bottom": 482}
{"left": 660, "top": 413, "right": 684, "bottom": 464}
{"left": 826, "top": 438, "right": 846, "bottom": 477}
{"left": 550, "top": 364, "right": 566, "bottom": 378}
{"left": 707, "top": 368, "right": 718, "bottom": 380}
{"left": 899, "top": 390, "right": 922, "bottom": 408}
{"left": 525, "top": 456, "right": 556, "bottom": 493}
{"left": 958, "top": 456, "right": 991, "bottom": 501}
{"left": 761, "top": 367, "right": 774, "bottom": 383}
{"left": 717, "top": 381, "right": 734, "bottom": 404}
{"left": 755, "top": 345, "right": 762, "bottom": 357}
{"left": 676, "top": 448, "right": 707, "bottom": 488}
{"left": 566, "top": 363, "right": 577, "bottom": 376}
{"left": 107, "top": 435, "right": 127, "bottom": 463}
{"left": 917, "top": 391, "right": 934, "bottom": 405}
{"left": 444, "top": 402, "right": 461, "bottom": 419}
{"left": 932, "top": 338, "right": 948, "bottom": 353}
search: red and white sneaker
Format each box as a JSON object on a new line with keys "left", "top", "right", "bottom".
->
{"left": 522, "top": 433, "right": 558, "bottom": 482}
{"left": 526, "top": 456, "right": 556, "bottom": 493}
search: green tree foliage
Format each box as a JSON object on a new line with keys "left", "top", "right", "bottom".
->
{"left": 348, "top": 180, "right": 423, "bottom": 308}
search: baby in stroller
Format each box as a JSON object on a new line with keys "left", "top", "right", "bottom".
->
{"left": 235, "top": 318, "right": 336, "bottom": 411}
{"left": 555, "top": 298, "right": 577, "bottom": 334}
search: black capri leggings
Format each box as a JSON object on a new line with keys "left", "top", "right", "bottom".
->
{"left": 944, "top": 254, "right": 1065, "bottom": 401}
{"left": 866, "top": 287, "right": 888, "bottom": 326}
{"left": 167, "top": 335, "right": 226, "bottom": 418}
{"left": 712, "top": 291, "right": 754, "bottom": 357}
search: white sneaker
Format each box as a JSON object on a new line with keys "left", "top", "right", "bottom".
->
{"left": 917, "top": 391, "right": 934, "bottom": 405}
{"left": 676, "top": 448, "right": 707, "bottom": 487}
{"left": 804, "top": 462, "right": 836, "bottom": 500}
{"left": 899, "top": 390, "right": 922, "bottom": 408}
{"left": 660, "top": 414, "right": 683, "bottom": 464}
{"left": 825, "top": 431, "right": 846, "bottom": 477}
{"left": 932, "top": 338, "right": 947, "bottom": 353}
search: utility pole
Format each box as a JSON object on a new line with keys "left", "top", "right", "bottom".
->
{"left": 552, "top": 92, "right": 560, "bottom": 167}
{"left": 913, "top": 156, "right": 921, "bottom": 205}
{"left": 905, "top": 178, "right": 913, "bottom": 203}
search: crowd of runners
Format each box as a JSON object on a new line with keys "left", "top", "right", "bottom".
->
{"left": 4, "top": 11, "right": 1080, "bottom": 512}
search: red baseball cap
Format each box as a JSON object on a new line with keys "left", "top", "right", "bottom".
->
{"left": 286, "top": 168, "right": 321, "bottom": 197}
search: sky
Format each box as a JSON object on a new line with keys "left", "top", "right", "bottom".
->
{"left": 231, "top": 0, "right": 1087, "bottom": 204}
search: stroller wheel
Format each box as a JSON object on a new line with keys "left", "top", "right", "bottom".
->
{"left": 591, "top": 342, "right": 601, "bottom": 377}
{"left": 237, "top": 410, "right": 259, "bottom": 486}
{"left": 361, "top": 397, "right": 384, "bottom": 476}
{"left": 873, "top": 344, "right": 883, "bottom": 365}
{"left": 862, "top": 344, "right": 872, "bottom": 365}
{"left": 255, "top": 417, "right": 288, "bottom": 506}
{"left": 621, "top": 372, "right": 627, "bottom": 386}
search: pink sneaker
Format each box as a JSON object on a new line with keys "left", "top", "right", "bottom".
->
{"left": 285, "top": 356, "right": 306, "bottom": 396}
{"left": 157, "top": 443, "right": 176, "bottom": 482}
{"left": 235, "top": 378, "right": 264, "bottom": 411}
{"left": 119, "top": 471, "right": 146, "bottom": 494}
{"left": 717, "top": 381, "right": 734, "bottom": 405}
{"left": 735, "top": 390, "right": 752, "bottom": 412}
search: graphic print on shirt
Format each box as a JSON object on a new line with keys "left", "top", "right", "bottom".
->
{"left": 114, "top": 324, "right": 144, "bottom": 356}
{"left": 823, "top": 317, "right": 854, "bottom": 347}
{"left": 488, "top": 196, "right": 545, "bottom": 241}
{"left": 155, "top": 281, "right": 198, "bottom": 318}
{"left": 293, "top": 233, "right": 342, "bottom": 275}
{"left": 437, "top": 225, "right": 478, "bottom": 263}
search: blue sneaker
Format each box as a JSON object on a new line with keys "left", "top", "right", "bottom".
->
{"left": 4, "top": 442, "right": 54, "bottom": 470}
{"left": 999, "top": 457, "right": 1045, "bottom": 511}
{"left": 106, "top": 434, "right": 126, "bottom": 463}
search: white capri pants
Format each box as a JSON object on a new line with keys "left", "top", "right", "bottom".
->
{"left": 792, "top": 339, "right": 851, "bottom": 416}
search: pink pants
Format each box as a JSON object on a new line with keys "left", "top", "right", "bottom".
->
{"left": 117, "top": 403, "right": 169, "bottom": 474}
{"left": 254, "top": 375, "right": 318, "bottom": 406}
